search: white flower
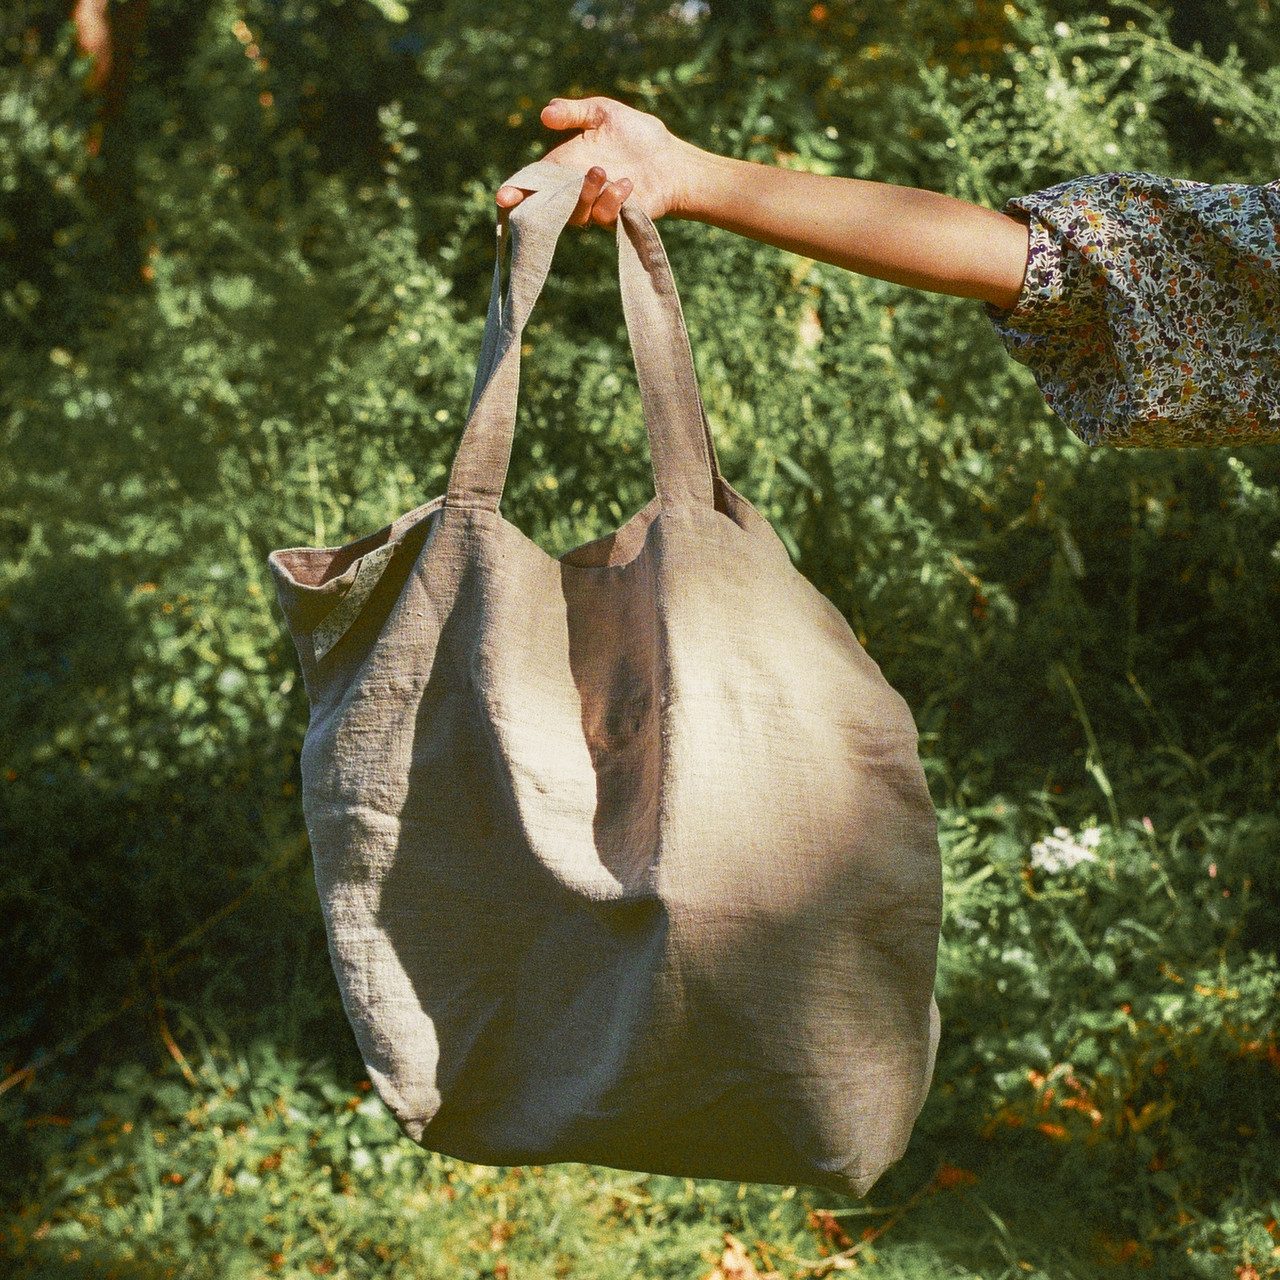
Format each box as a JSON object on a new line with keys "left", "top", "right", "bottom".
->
{"left": 1031, "top": 827, "right": 1100, "bottom": 873}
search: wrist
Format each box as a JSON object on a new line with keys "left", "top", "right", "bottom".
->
{"left": 668, "top": 141, "right": 735, "bottom": 223}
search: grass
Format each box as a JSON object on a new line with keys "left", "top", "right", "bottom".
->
{"left": 4, "top": 809, "right": 1279, "bottom": 1279}
{"left": 5, "top": 1030, "right": 1270, "bottom": 1280}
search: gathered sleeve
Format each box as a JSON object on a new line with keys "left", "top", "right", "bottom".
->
{"left": 986, "top": 173, "right": 1280, "bottom": 447}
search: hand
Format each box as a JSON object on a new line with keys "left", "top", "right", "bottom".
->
{"left": 495, "top": 97, "right": 694, "bottom": 229}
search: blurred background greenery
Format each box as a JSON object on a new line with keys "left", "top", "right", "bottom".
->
{"left": 1, "top": 0, "right": 1278, "bottom": 1276}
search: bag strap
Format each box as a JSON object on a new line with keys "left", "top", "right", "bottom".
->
{"left": 446, "top": 160, "right": 717, "bottom": 514}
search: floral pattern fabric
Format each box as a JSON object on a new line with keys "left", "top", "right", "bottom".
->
{"left": 986, "top": 172, "right": 1280, "bottom": 447}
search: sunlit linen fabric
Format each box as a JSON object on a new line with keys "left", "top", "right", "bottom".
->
{"left": 269, "top": 162, "right": 942, "bottom": 1199}
{"left": 988, "top": 173, "right": 1280, "bottom": 447}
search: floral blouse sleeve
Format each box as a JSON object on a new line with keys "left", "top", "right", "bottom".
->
{"left": 986, "top": 172, "right": 1280, "bottom": 447}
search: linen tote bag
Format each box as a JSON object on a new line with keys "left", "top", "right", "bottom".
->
{"left": 269, "top": 161, "right": 942, "bottom": 1198}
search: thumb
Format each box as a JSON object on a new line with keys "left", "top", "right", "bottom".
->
{"left": 541, "top": 96, "right": 607, "bottom": 132}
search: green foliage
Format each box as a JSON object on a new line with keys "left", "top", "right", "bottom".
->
{"left": 2, "top": 0, "right": 1278, "bottom": 1277}
{"left": 5, "top": 1038, "right": 832, "bottom": 1280}
{"left": 932, "top": 807, "right": 1280, "bottom": 1272}
{"left": 0, "top": 1035, "right": 965, "bottom": 1279}
{"left": 5, "top": 809, "right": 1277, "bottom": 1279}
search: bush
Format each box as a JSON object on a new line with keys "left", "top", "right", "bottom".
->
{"left": 2, "top": 1, "right": 1278, "bottom": 1276}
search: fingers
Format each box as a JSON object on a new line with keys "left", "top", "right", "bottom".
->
{"left": 591, "top": 178, "right": 633, "bottom": 230}
{"left": 494, "top": 165, "right": 634, "bottom": 231}
{"left": 541, "top": 96, "right": 610, "bottom": 132}
{"left": 569, "top": 167, "right": 608, "bottom": 226}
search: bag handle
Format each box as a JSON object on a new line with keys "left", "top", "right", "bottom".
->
{"left": 446, "top": 161, "right": 717, "bottom": 514}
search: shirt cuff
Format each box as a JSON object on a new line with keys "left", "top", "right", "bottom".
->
{"left": 984, "top": 212, "right": 1101, "bottom": 337}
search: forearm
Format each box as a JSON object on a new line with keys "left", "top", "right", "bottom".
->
{"left": 676, "top": 146, "right": 1030, "bottom": 310}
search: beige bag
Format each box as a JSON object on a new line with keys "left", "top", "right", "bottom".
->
{"left": 269, "top": 161, "right": 941, "bottom": 1197}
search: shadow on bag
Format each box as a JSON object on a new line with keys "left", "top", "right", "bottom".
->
{"left": 268, "top": 161, "right": 942, "bottom": 1198}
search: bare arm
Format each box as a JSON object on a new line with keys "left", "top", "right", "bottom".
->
{"left": 681, "top": 150, "right": 1029, "bottom": 308}
{"left": 497, "top": 97, "right": 1030, "bottom": 310}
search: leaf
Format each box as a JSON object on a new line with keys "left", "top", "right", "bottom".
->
{"left": 808, "top": 1209, "right": 853, "bottom": 1250}
{"left": 363, "top": 0, "right": 412, "bottom": 19}
{"left": 774, "top": 452, "right": 818, "bottom": 491}
{"left": 704, "top": 1234, "right": 782, "bottom": 1280}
